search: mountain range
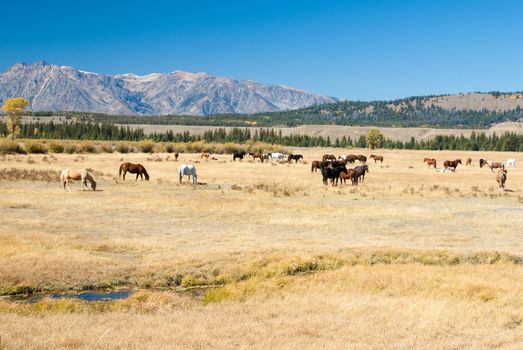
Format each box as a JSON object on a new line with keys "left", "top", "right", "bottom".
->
{"left": 0, "top": 61, "right": 336, "bottom": 116}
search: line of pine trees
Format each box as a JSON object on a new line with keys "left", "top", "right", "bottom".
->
{"left": 0, "top": 121, "right": 521, "bottom": 151}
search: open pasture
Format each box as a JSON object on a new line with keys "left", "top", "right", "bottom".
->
{"left": 1, "top": 147, "right": 522, "bottom": 349}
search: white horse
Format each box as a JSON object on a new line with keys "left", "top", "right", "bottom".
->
{"left": 178, "top": 164, "right": 197, "bottom": 184}
{"left": 338, "top": 155, "right": 347, "bottom": 160}
{"left": 505, "top": 159, "right": 516, "bottom": 167}
{"left": 269, "top": 152, "right": 285, "bottom": 161}
{"left": 60, "top": 168, "right": 96, "bottom": 191}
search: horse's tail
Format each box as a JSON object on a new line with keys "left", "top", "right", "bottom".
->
{"left": 60, "top": 170, "right": 67, "bottom": 189}
{"left": 119, "top": 163, "right": 123, "bottom": 178}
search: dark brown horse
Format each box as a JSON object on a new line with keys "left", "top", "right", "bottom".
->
{"left": 174, "top": 152, "right": 179, "bottom": 161}
{"left": 370, "top": 155, "right": 383, "bottom": 163}
{"left": 323, "top": 154, "right": 336, "bottom": 161}
{"left": 119, "top": 162, "right": 150, "bottom": 181}
{"left": 288, "top": 154, "right": 303, "bottom": 163}
{"left": 249, "top": 152, "right": 265, "bottom": 163}
{"left": 345, "top": 154, "right": 358, "bottom": 163}
{"left": 311, "top": 160, "right": 322, "bottom": 172}
{"left": 356, "top": 155, "right": 367, "bottom": 163}
{"left": 424, "top": 158, "right": 437, "bottom": 169}
{"left": 443, "top": 159, "right": 461, "bottom": 171}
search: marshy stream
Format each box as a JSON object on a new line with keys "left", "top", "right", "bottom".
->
{"left": 1, "top": 286, "right": 211, "bottom": 304}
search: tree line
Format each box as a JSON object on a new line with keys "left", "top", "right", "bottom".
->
{"left": 1, "top": 121, "right": 521, "bottom": 152}
{"left": 25, "top": 93, "right": 523, "bottom": 128}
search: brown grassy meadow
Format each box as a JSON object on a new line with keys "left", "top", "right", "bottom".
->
{"left": 1, "top": 147, "right": 522, "bottom": 349}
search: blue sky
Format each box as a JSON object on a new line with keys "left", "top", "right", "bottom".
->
{"left": 2, "top": 0, "right": 522, "bottom": 100}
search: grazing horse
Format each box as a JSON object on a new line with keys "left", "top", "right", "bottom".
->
{"left": 60, "top": 168, "right": 96, "bottom": 191}
{"left": 345, "top": 154, "right": 358, "bottom": 163}
{"left": 269, "top": 152, "right": 285, "bottom": 161}
{"left": 370, "top": 155, "right": 383, "bottom": 163}
{"left": 174, "top": 152, "right": 179, "bottom": 161}
{"left": 233, "top": 151, "right": 246, "bottom": 161}
{"left": 200, "top": 152, "right": 210, "bottom": 159}
{"left": 311, "top": 160, "right": 322, "bottom": 172}
{"left": 249, "top": 152, "right": 265, "bottom": 163}
{"left": 178, "top": 164, "right": 198, "bottom": 183}
{"left": 356, "top": 155, "right": 367, "bottom": 163}
{"left": 321, "top": 165, "right": 348, "bottom": 186}
{"left": 443, "top": 159, "right": 461, "bottom": 171}
{"left": 352, "top": 165, "right": 369, "bottom": 185}
{"left": 480, "top": 159, "right": 502, "bottom": 172}
{"left": 466, "top": 158, "right": 472, "bottom": 166}
{"left": 322, "top": 154, "right": 336, "bottom": 162}
{"left": 119, "top": 162, "right": 149, "bottom": 181}
{"left": 505, "top": 159, "right": 516, "bottom": 167}
{"left": 424, "top": 158, "right": 437, "bottom": 169}
{"left": 482, "top": 159, "right": 491, "bottom": 168}
{"left": 496, "top": 168, "right": 507, "bottom": 190}
{"left": 288, "top": 154, "right": 303, "bottom": 163}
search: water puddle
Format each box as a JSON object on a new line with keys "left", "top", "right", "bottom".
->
{"left": 1, "top": 286, "right": 213, "bottom": 304}
{"left": 2, "top": 290, "right": 132, "bottom": 304}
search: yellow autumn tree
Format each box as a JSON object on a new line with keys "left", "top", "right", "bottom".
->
{"left": 366, "top": 128, "right": 384, "bottom": 150}
{"left": 2, "top": 97, "right": 29, "bottom": 140}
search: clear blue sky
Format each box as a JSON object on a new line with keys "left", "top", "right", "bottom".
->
{"left": 2, "top": 0, "right": 522, "bottom": 100}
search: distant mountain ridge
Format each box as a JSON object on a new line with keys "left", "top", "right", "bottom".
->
{"left": 0, "top": 61, "right": 336, "bottom": 116}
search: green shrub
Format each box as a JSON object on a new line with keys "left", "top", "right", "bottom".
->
{"left": 64, "top": 144, "right": 78, "bottom": 154}
{"left": 116, "top": 142, "right": 131, "bottom": 153}
{"left": 164, "top": 143, "right": 175, "bottom": 153}
{"left": 139, "top": 140, "right": 155, "bottom": 153}
{"left": 25, "top": 141, "right": 48, "bottom": 154}
{"left": 48, "top": 141, "right": 65, "bottom": 153}
{"left": 100, "top": 143, "right": 114, "bottom": 153}
{"left": 79, "top": 141, "right": 97, "bottom": 153}
{"left": 0, "top": 140, "right": 26, "bottom": 154}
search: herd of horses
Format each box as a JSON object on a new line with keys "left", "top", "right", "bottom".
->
{"left": 422, "top": 157, "right": 515, "bottom": 190}
{"left": 59, "top": 151, "right": 514, "bottom": 192}
{"left": 60, "top": 161, "right": 198, "bottom": 191}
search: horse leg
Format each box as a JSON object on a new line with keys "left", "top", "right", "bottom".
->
{"left": 179, "top": 173, "right": 182, "bottom": 183}
{"left": 122, "top": 170, "right": 126, "bottom": 181}
{"left": 136, "top": 173, "right": 139, "bottom": 181}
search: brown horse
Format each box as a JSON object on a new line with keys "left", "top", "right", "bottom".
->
{"left": 339, "top": 168, "right": 355, "bottom": 185}
{"left": 443, "top": 159, "right": 461, "bottom": 171}
{"left": 356, "top": 155, "right": 367, "bottom": 163}
{"left": 487, "top": 161, "right": 504, "bottom": 172}
{"left": 119, "top": 162, "right": 150, "bottom": 181}
{"left": 424, "top": 158, "right": 437, "bottom": 169}
{"left": 466, "top": 158, "right": 472, "bottom": 166}
{"left": 323, "top": 154, "right": 336, "bottom": 161}
{"left": 200, "top": 152, "right": 210, "bottom": 159}
{"left": 174, "top": 152, "right": 179, "bottom": 161}
{"left": 496, "top": 168, "right": 507, "bottom": 190}
{"left": 345, "top": 154, "right": 358, "bottom": 163}
{"left": 249, "top": 152, "right": 265, "bottom": 163}
{"left": 311, "top": 160, "right": 322, "bottom": 172}
{"left": 370, "top": 155, "right": 383, "bottom": 163}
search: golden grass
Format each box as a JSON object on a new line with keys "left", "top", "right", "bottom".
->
{"left": 0, "top": 147, "right": 522, "bottom": 349}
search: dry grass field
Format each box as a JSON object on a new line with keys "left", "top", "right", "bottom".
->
{"left": 1, "top": 147, "right": 522, "bottom": 349}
